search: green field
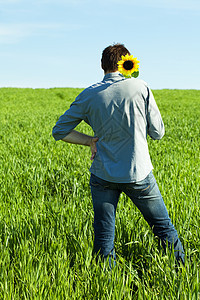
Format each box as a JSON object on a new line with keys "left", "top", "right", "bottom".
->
{"left": 0, "top": 87, "right": 199, "bottom": 299}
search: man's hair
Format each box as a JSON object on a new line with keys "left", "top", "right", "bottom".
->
{"left": 101, "top": 43, "right": 131, "bottom": 73}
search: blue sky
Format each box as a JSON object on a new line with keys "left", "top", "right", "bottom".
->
{"left": 0, "top": 0, "right": 199, "bottom": 89}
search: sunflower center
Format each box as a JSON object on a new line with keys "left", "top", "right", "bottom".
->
{"left": 123, "top": 60, "right": 134, "bottom": 70}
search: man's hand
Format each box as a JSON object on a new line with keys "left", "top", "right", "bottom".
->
{"left": 89, "top": 137, "right": 99, "bottom": 160}
{"left": 62, "top": 130, "right": 99, "bottom": 160}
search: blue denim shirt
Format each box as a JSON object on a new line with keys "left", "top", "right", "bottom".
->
{"left": 52, "top": 72, "right": 164, "bottom": 183}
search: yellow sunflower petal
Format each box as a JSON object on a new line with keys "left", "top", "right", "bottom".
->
{"left": 124, "top": 54, "right": 130, "bottom": 60}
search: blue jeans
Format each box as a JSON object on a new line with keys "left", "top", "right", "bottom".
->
{"left": 90, "top": 171, "right": 184, "bottom": 265}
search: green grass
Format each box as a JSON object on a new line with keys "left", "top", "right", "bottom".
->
{"left": 0, "top": 87, "right": 199, "bottom": 299}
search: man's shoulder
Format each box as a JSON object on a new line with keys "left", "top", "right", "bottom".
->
{"left": 129, "top": 78, "right": 148, "bottom": 88}
{"left": 77, "top": 80, "right": 108, "bottom": 99}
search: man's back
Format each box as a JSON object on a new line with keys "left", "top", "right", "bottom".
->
{"left": 52, "top": 72, "right": 164, "bottom": 182}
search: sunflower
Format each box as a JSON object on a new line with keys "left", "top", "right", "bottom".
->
{"left": 117, "top": 54, "right": 140, "bottom": 77}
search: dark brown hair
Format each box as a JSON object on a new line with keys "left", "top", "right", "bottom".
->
{"left": 101, "top": 43, "right": 130, "bottom": 73}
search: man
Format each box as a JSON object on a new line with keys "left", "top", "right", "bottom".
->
{"left": 52, "top": 44, "right": 184, "bottom": 267}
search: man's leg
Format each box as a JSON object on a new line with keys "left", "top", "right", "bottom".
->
{"left": 122, "top": 171, "right": 185, "bottom": 264}
{"left": 90, "top": 174, "right": 121, "bottom": 265}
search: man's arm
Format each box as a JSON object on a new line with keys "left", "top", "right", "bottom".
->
{"left": 146, "top": 88, "right": 165, "bottom": 140}
{"left": 62, "top": 130, "right": 99, "bottom": 160}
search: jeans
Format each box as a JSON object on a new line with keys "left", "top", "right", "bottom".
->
{"left": 90, "top": 171, "right": 184, "bottom": 266}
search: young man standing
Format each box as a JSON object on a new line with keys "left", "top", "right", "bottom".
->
{"left": 52, "top": 44, "right": 184, "bottom": 267}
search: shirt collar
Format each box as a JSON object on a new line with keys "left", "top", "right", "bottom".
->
{"left": 103, "top": 72, "right": 124, "bottom": 81}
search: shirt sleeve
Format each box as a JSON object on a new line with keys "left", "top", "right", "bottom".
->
{"left": 146, "top": 87, "right": 165, "bottom": 140}
{"left": 52, "top": 94, "right": 87, "bottom": 141}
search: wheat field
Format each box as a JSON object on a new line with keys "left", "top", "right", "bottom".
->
{"left": 0, "top": 88, "right": 199, "bottom": 299}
